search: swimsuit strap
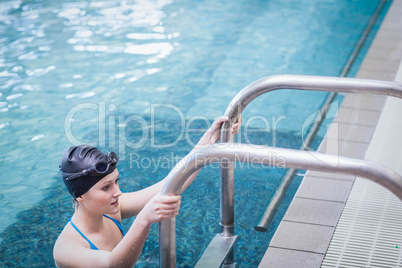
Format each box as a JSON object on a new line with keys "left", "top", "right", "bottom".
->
{"left": 103, "top": 214, "right": 126, "bottom": 236}
{"left": 69, "top": 215, "right": 125, "bottom": 250}
{"left": 69, "top": 219, "right": 99, "bottom": 250}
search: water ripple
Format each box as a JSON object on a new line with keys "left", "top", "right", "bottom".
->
{"left": 126, "top": 33, "right": 166, "bottom": 40}
{"left": 65, "top": 92, "right": 95, "bottom": 99}
{"left": 125, "top": 42, "right": 173, "bottom": 55}
{"left": 13, "top": 84, "right": 40, "bottom": 91}
{"left": 31, "top": 134, "right": 45, "bottom": 141}
{"left": 25, "top": 66, "right": 55, "bottom": 77}
{"left": 6, "top": 93, "right": 23, "bottom": 101}
{"left": 0, "top": 122, "right": 9, "bottom": 130}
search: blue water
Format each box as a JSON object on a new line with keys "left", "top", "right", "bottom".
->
{"left": 0, "top": 0, "right": 390, "bottom": 267}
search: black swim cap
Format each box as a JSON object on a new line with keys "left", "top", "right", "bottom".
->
{"left": 59, "top": 145, "right": 118, "bottom": 198}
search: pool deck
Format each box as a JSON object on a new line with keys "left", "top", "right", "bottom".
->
{"left": 259, "top": 0, "right": 402, "bottom": 267}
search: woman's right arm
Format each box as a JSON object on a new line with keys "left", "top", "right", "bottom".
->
{"left": 106, "top": 194, "right": 180, "bottom": 267}
{"left": 54, "top": 194, "right": 180, "bottom": 268}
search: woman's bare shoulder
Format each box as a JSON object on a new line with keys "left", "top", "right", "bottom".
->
{"left": 53, "top": 223, "right": 90, "bottom": 266}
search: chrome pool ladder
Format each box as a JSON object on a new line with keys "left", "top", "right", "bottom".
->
{"left": 158, "top": 75, "right": 402, "bottom": 267}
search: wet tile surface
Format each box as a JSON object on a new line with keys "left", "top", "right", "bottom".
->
{"left": 283, "top": 198, "right": 344, "bottom": 227}
{"left": 295, "top": 176, "right": 354, "bottom": 203}
{"left": 259, "top": 247, "right": 324, "bottom": 268}
{"left": 269, "top": 221, "right": 334, "bottom": 254}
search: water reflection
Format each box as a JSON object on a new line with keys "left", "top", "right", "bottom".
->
{"left": 0, "top": 0, "right": 176, "bottom": 235}
{"left": 126, "top": 33, "right": 166, "bottom": 40}
{"left": 65, "top": 92, "right": 95, "bottom": 99}
{"left": 5, "top": 93, "right": 23, "bottom": 100}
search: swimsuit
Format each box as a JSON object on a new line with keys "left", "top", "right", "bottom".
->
{"left": 69, "top": 214, "right": 126, "bottom": 250}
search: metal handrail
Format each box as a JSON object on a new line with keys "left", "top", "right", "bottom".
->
{"left": 257, "top": 0, "right": 387, "bottom": 230}
{"left": 220, "top": 74, "right": 402, "bottom": 238}
{"left": 158, "top": 143, "right": 402, "bottom": 267}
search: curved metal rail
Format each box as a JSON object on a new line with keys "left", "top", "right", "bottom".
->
{"left": 158, "top": 143, "right": 402, "bottom": 267}
{"left": 220, "top": 74, "right": 402, "bottom": 237}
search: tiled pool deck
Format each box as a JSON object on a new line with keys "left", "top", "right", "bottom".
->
{"left": 259, "top": 0, "right": 402, "bottom": 266}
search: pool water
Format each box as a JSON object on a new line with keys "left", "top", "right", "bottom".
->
{"left": 0, "top": 0, "right": 389, "bottom": 267}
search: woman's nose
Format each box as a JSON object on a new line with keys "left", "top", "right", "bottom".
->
{"left": 113, "top": 184, "right": 122, "bottom": 197}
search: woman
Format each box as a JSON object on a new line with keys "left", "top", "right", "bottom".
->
{"left": 53, "top": 116, "right": 241, "bottom": 268}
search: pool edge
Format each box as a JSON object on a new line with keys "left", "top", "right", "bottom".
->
{"left": 259, "top": 0, "right": 402, "bottom": 266}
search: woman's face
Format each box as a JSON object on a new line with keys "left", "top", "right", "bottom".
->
{"left": 80, "top": 169, "right": 122, "bottom": 215}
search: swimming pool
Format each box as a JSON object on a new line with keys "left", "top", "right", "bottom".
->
{"left": 0, "top": 0, "right": 389, "bottom": 266}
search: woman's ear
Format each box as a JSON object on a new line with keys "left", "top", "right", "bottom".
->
{"left": 75, "top": 196, "right": 84, "bottom": 206}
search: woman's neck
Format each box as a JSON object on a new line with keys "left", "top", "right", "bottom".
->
{"left": 72, "top": 206, "right": 105, "bottom": 233}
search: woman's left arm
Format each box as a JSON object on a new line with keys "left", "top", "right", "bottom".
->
{"left": 179, "top": 115, "right": 241, "bottom": 192}
{"left": 119, "top": 115, "right": 241, "bottom": 219}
